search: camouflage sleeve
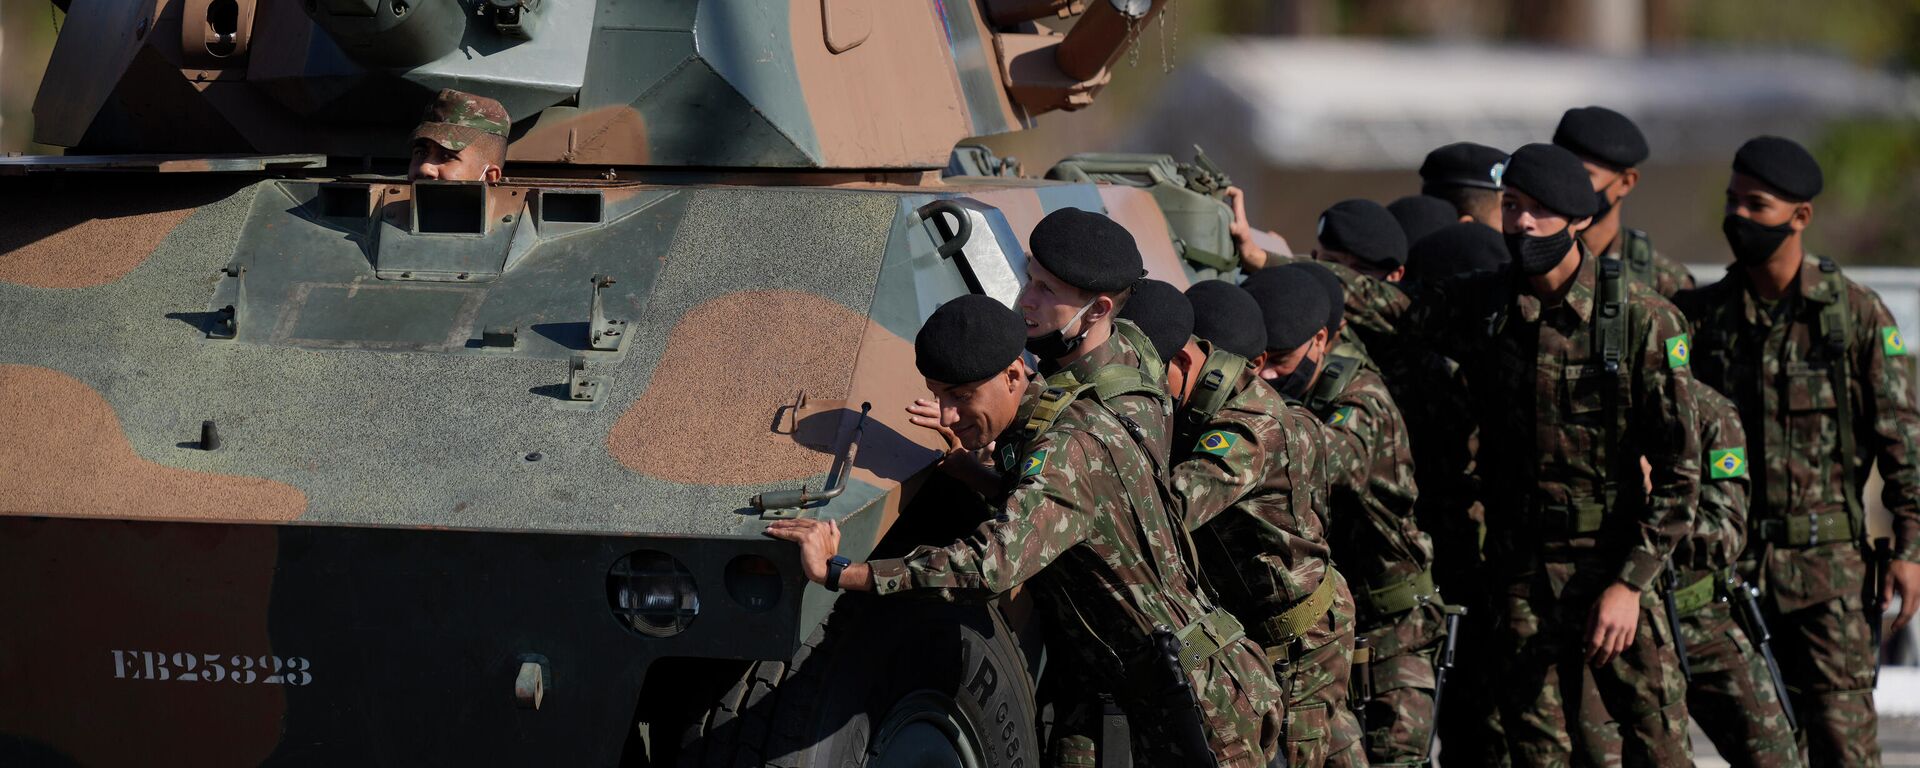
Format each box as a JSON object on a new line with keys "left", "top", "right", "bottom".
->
{"left": 1622, "top": 299, "right": 1702, "bottom": 591}
{"left": 1652, "top": 251, "right": 1696, "bottom": 298}
{"left": 868, "top": 428, "right": 1098, "bottom": 597}
{"left": 1854, "top": 288, "right": 1920, "bottom": 562}
{"left": 1319, "top": 391, "right": 1381, "bottom": 502}
{"left": 1690, "top": 382, "right": 1749, "bottom": 573}
{"left": 1171, "top": 420, "right": 1268, "bottom": 532}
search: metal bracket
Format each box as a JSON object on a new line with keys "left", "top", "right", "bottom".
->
{"left": 588, "top": 274, "right": 627, "bottom": 351}
{"left": 208, "top": 263, "right": 245, "bottom": 340}
{"left": 567, "top": 354, "right": 600, "bottom": 402}
{"left": 514, "top": 653, "right": 550, "bottom": 710}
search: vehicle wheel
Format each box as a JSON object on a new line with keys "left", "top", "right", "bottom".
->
{"left": 680, "top": 595, "right": 1040, "bottom": 768}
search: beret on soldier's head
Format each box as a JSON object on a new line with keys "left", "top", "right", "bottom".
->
{"left": 1502, "top": 143, "right": 1598, "bottom": 219}
{"left": 1029, "top": 207, "right": 1145, "bottom": 293}
{"left": 1244, "top": 268, "right": 1331, "bottom": 353}
{"left": 1318, "top": 199, "right": 1408, "bottom": 268}
{"left": 1733, "top": 135, "right": 1824, "bottom": 202}
{"left": 1408, "top": 222, "right": 1510, "bottom": 284}
{"left": 1117, "top": 280, "right": 1195, "bottom": 364}
{"left": 1283, "top": 261, "right": 1345, "bottom": 334}
{"left": 1186, "top": 280, "right": 1267, "bottom": 359}
{"left": 914, "top": 295, "right": 1028, "bottom": 385}
{"left": 412, "top": 88, "right": 512, "bottom": 153}
{"left": 1552, "top": 106, "right": 1649, "bottom": 170}
{"left": 1387, "top": 195, "right": 1459, "bottom": 248}
{"left": 1420, "top": 142, "right": 1508, "bottom": 191}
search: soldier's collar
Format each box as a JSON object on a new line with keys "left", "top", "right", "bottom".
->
{"left": 1518, "top": 248, "right": 1596, "bottom": 323}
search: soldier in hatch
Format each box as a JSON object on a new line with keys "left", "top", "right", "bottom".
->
{"left": 407, "top": 88, "right": 511, "bottom": 183}
{"left": 1552, "top": 105, "right": 1695, "bottom": 298}
{"left": 1121, "top": 279, "right": 1360, "bottom": 768}
{"left": 1675, "top": 136, "right": 1920, "bottom": 768}
{"left": 768, "top": 295, "right": 1284, "bottom": 766}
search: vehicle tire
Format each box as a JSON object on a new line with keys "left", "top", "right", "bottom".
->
{"left": 680, "top": 594, "right": 1040, "bottom": 768}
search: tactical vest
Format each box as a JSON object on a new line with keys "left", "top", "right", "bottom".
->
{"left": 1692, "top": 256, "right": 1863, "bottom": 543}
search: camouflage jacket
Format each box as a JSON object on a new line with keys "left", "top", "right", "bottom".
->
{"left": 1305, "top": 344, "right": 1432, "bottom": 627}
{"left": 1602, "top": 226, "right": 1696, "bottom": 300}
{"left": 868, "top": 381, "right": 1216, "bottom": 683}
{"left": 1041, "top": 320, "right": 1175, "bottom": 474}
{"left": 1169, "top": 341, "right": 1337, "bottom": 646}
{"left": 1675, "top": 256, "right": 1920, "bottom": 602}
{"left": 1673, "top": 380, "right": 1750, "bottom": 578}
{"left": 1338, "top": 250, "right": 1701, "bottom": 594}
{"left": 1361, "top": 329, "right": 1485, "bottom": 593}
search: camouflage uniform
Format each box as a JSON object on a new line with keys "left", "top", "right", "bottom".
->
{"left": 1306, "top": 344, "right": 1443, "bottom": 768}
{"left": 1340, "top": 249, "right": 1700, "bottom": 767}
{"left": 1676, "top": 255, "right": 1920, "bottom": 768}
{"left": 1601, "top": 228, "right": 1695, "bottom": 300}
{"left": 1169, "top": 340, "right": 1362, "bottom": 768}
{"left": 867, "top": 371, "right": 1284, "bottom": 766}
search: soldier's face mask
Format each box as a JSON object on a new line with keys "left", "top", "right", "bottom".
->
{"left": 1024, "top": 298, "right": 1098, "bottom": 360}
{"left": 1506, "top": 221, "right": 1576, "bottom": 277}
{"left": 1722, "top": 214, "right": 1795, "bottom": 266}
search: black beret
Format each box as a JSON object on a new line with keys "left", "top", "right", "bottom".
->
{"left": 1387, "top": 195, "right": 1459, "bottom": 247}
{"left": 1244, "top": 268, "right": 1331, "bottom": 353}
{"left": 914, "top": 295, "right": 1027, "bottom": 384}
{"left": 1317, "top": 199, "right": 1408, "bottom": 268}
{"left": 1284, "top": 261, "right": 1344, "bottom": 334}
{"left": 1117, "top": 279, "right": 1194, "bottom": 364}
{"left": 1502, "top": 143, "right": 1598, "bottom": 219}
{"left": 1186, "top": 280, "right": 1267, "bottom": 359}
{"left": 1419, "top": 142, "right": 1508, "bottom": 191}
{"left": 1407, "top": 222, "right": 1509, "bottom": 285}
{"left": 1029, "top": 207, "right": 1145, "bottom": 293}
{"left": 1733, "top": 135, "right": 1823, "bottom": 202}
{"left": 1552, "top": 106, "right": 1649, "bottom": 169}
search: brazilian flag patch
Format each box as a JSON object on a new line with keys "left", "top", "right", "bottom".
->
{"left": 1196, "top": 430, "right": 1237, "bottom": 457}
{"left": 1665, "top": 334, "right": 1691, "bottom": 369}
{"left": 1709, "top": 447, "right": 1747, "bottom": 479}
{"left": 1883, "top": 327, "right": 1907, "bottom": 357}
{"left": 1327, "top": 406, "right": 1356, "bottom": 427}
{"left": 1021, "top": 449, "right": 1050, "bottom": 479}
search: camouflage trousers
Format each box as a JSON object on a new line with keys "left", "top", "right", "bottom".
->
{"left": 1047, "top": 633, "right": 1284, "bottom": 767}
{"left": 1352, "top": 603, "right": 1445, "bottom": 768}
{"left": 1741, "top": 542, "right": 1883, "bottom": 768}
{"left": 1277, "top": 573, "right": 1362, "bottom": 768}
{"left": 1496, "top": 580, "right": 1692, "bottom": 767}
{"left": 1433, "top": 583, "right": 1510, "bottom": 768}
{"left": 1573, "top": 597, "right": 1804, "bottom": 768}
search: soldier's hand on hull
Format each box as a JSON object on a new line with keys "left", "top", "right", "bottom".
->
{"left": 1585, "top": 583, "right": 1642, "bottom": 666}
{"left": 1224, "top": 186, "right": 1270, "bottom": 271}
{"left": 1890, "top": 560, "right": 1920, "bottom": 633}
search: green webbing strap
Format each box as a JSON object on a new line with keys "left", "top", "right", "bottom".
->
{"left": 1814, "top": 256, "right": 1865, "bottom": 541}
{"left": 1262, "top": 570, "right": 1340, "bottom": 647}
{"left": 1022, "top": 384, "right": 1094, "bottom": 442}
{"left": 1623, "top": 228, "right": 1656, "bottom": 284}
{"left": 1596, "top": 256, "right": 1629, "bottom": 518}
{"left": 1112, "top": 320, "right": 1168, "bottom": 388}
{"left": 1754, "top": 513, "right": 1852, "bottom": 547}
{"left": 1306, "top": 352, "right": 1362, "bottom": 416}
{"left": 1670, "top": 571, "right": 1718, "bottom": 616}
{"left": 1181, "top": 243, "right": 1238, "bottom": 273}
{"left": 1174, "top": 609, "right": 1247, "bottom": 673}
{"left": 1357, "top": 568, "right": 1439, "bottom": 619}
{"left": 1177, "top": 349, "right": 1247, "bottom": 449}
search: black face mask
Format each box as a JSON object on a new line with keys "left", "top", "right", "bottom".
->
{"left": 1024, "top": 300, "right": 1095, "bottom": 361}
{"left": 1505, "top": 228, "right": 1576, "bottom": 276}
{"left": 1271, "top": 354, "right": 1319, "bottom": 400}
{"left": 1592, "top": 188, "right": 1616, "bottom": 221}
{"left": 1722, "top": 214, "right": 1794, "bottom": 266}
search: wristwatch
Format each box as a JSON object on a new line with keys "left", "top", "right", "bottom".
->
{"left": 824, "top": 555, "right": 852, "bottom": 591}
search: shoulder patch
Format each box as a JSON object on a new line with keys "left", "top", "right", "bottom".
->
{"left": 1195, "top": 430, "right": 1238, "bottom": 457}
{"left": 1664, "top": 334, "right": 1690, "bottom": 369}
{"left": 1883, "top": 327, "right": 1907, "bottom": 357}
{"left": 1709, "top": 447, "right": 1747, "bottom": 479}
{"left": 1021, "top": 449, "right": 1050, "bottom": 479}
{"left": 1326, "top": 406, "right": 1356, "bottom": 427}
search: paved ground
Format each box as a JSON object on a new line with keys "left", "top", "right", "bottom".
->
{"left": 1692, "top": 715, "right": 1920, "bottom": 767}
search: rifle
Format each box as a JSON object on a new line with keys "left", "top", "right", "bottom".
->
{"left": 1869, "top": 537, "right": 1893, "bottom": 686}
{"left": 1149, "top": 625, "right": 1219, "bottom": 766}
{"left": 1659, "top": 557, "right": 1692, "bottom": 681}
{"left": 1350, "top": 636, "right": 1373, "bottom": 739}
{"left": 1729, "top": 576, "right": 1798, "bottom": 732}
{"left": 1424, "top": 606, "right": 1467, "bottom": 761}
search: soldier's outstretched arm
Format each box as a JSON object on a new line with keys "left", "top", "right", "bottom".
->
{"left": 1171, "top": 422, "right": 1269, "bottom": 532}
{"left": 1689, "top": 382, "right": 1751, "bottom": 571}
{"left": 1857, "top": 290, "right": 1920, "bottom": 630}
{"left": 1622, "top": 301, "right": 1702, "bottom": 592}
{"left": 814, "top": 428, "right": 1100, "bottom": 598}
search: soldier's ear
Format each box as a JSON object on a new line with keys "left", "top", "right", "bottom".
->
{"left": 1791, "top": 201, "right": 1813, "bottom": 231}
{"left": 1619, "top": 167, "right": 1640, "bottom": 194}
{"left": 483, "top": 165, "right": 502, "bottom": 184}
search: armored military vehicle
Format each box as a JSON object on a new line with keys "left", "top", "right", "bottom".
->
{"left": 0, "top": 0, "right": 1215, "bottom": 765}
